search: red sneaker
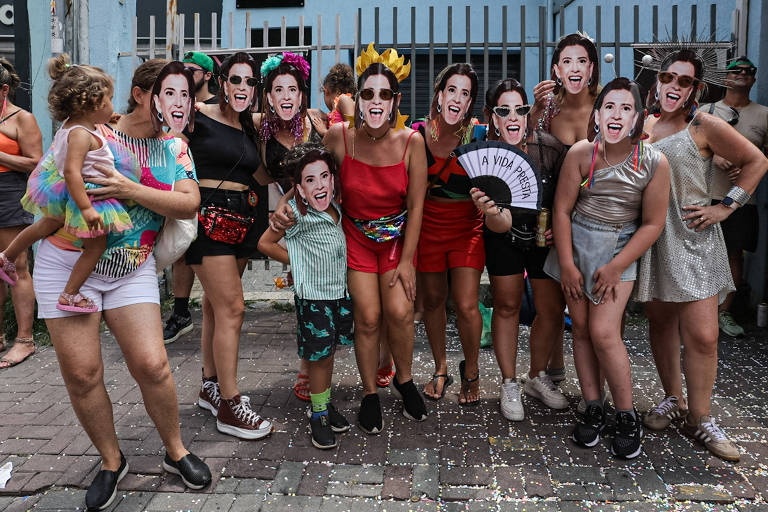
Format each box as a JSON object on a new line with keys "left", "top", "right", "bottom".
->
{"left": 217, "top": 394, "right": 273, "bottom": 440}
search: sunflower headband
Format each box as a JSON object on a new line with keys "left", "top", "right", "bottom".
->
{"left": 353, "top": 43, "right": 411, "bottom": 130}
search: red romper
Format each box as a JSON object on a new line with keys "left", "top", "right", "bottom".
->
{"left": 341, "top": 129, "right": 416, "bottom": 274}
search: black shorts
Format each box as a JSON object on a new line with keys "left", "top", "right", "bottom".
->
{"left": 484, "top": 231, "right": 551, "bottom": 278}
{"left": 295, "top": 296, "right": 354, "bottom": 361}
{"left": 711, "top": 200, "right": 758, "bottom": 252}
{"left": 0, "top": 171, "right": 33, "bottom": 228}
{"left": 186, "top": 188, "right": 264, "bottom": 264}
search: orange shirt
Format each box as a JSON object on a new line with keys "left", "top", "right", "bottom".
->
{"left": 0, "top": 130, "right": 21, "bottom": 172}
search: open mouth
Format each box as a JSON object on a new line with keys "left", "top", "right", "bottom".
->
{"left": 505, "top": 125, "right": 521, "bottom": 133}
{"left": 607, "top": 123, "right": 623, "bottom": 137}
{"left": 568, "top": 76, "right": 583, "bottom": 84}
{"left": 368, "top": 108, "right": 384, "bottom": 121}
{"left": 666, "top": 92, "right": 680, "bottom": 101}
{"left": 171, "top": 111, "right": 185, "bottom": 120}
{"left": 314, "top": 192, "right": 327, "bottom": 201}
{"left": 280, "top": 102, "right": 293, "bottom": 113}
{"left": 448, "top": 105, "right": 461, "bottom": 115}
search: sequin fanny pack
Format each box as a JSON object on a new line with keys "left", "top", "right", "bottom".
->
{"left": 198, "top": 205, "right": 254, "bottom": 244}
{"left": 350, "top": 210, "right": 407, "bottom": 242}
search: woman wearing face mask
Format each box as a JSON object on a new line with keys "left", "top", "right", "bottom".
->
{"left": 417, "top": 63, "right": 484, "bottom": 406}
{"left": 184, "top": 52, "right": 273, "bottom": 441}
{"left": 469, "top": 79, "right": 570, "bottom": 421}
{"left": 635, "top": 50, "right": 768, "bottom": 462}
{"left": 322, "top": 46, "right": 428, "bottom": 434}
{"left": 544, "top": 78, "right": 670, "bottom": 459}
{"left": 530, "top": 32, "right": 601, "bottom": 386}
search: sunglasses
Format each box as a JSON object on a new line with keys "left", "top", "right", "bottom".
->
{"left": 729, "top": 67, "right": 757, "bottom": 76}
{"left": 657, "top": 71, "right": 697, "bottom": 88}
{"left": 227, "top": 75, "right": 258, "bottom": 87}
{"left": 359, "top": 88, "right": 395, "bottom": 101}
{"left": 184, "top": 66, "right": 204, "bottom": 74}
{"left": 492, "top": 105, "right": 532, "bottom": 117}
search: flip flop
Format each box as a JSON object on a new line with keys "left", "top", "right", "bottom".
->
{"left": 424, "top": 373, "right": 453, "bottom": 400}
{"left": 376, "top": 363, "right": 395, "bottom": 388}
{"left": 458, "top": 359, "right": 480, "bottom": 407}
{"left": 56, "top": 292, "right": 99, "bottom": 314}
{"left": 293, "top": 373, "right": 311, "bottom": 401}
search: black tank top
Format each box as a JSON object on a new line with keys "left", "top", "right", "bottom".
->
{"left": 263, "top": 118, "right": 322, "bottom": 192}
{"left": 184, "top": 111, "right": 261, "bottom": 186}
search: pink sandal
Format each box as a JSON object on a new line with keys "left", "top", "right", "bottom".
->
{"left": 56, "top": 292, "right": 99, "bottom": 313}
{"left": 0, "top": 253, "right": 17, "bottom": 286}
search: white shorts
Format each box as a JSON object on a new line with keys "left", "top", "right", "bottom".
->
{"left": 33, "top": 239, "right": 160, "bottom": 319}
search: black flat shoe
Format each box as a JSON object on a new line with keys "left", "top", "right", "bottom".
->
{"left": 358, "top": 393, "right": 383, "bottom": 435}
{"left": 85, "top": 452, "right": 128, "bottom": 511}
{"left": 391, "top": 376, "right": 428, "bottom": 421}
{"left": 162, "top": 452, "right": 212, "bottom": 489}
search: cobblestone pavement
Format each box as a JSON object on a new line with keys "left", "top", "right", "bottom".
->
{"left": 1, "top": 303, "right": 767, "bottom": 511}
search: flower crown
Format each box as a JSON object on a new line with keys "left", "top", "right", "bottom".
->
{"left": 260, "top": 52, "right": 310, "bottom": 81}
{"left": 355, "top": 43, "right": 411, "bottom": 82}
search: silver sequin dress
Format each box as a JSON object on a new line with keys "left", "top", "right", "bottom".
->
{"left": 634, "top": 119, "right": 734, "bottom": 303}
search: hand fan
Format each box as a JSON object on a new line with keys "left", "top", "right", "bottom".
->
{"left": 453, "top": 140, "right": 542, "bottom": 211}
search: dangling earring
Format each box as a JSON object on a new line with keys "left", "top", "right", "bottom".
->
{"left": 430, "top": 118, "right": 440, "bottom": 142}
{"left": 437, "top": 102, "right": 442, "bottom": 114}
{"left": 594, "top": 122, "right": 599, "bottom": 133}
{"left": 224, "top": 94, "right": 229, "bottom": 104}
{"left": 359, "top": 110, "right": 365, "bottom": 121}
{"left": 654, "top": 91, "right": 659, "bottom": 101}
{"left": 556, "top": 77, "right": 563, "bottom": 87}
{"left": 157, "top": 111, "right": 163, "bottom": 122}
{"left": 301, "top": 197, "right": 308, "bottom": 206}
{"left": 388, "top": 111, "right": 392, "bottom": 121}
{"left": 494, "top": 127, "right": 500, "bottom": 137}
{"left": 269, "top": 104, "right": 275, "bottom": 114}
{"left": 587, "top": 77, "right": 592, "bottom": 86}
{"left": 629, "top": 127, "right": 634, "bottom": 137}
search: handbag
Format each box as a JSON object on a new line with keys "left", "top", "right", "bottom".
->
{"left": 198, "top": 205, "right": 254, "bottom": 244}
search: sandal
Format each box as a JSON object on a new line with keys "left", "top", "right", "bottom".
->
{"left": 0, "top": 334, "right": 5, "bottom": 353}
{"left": 0, "top": 337, "right": 35, "bottom": 369}
{"left": 424, "top": 373, "right": 454, "bottom": 401}
{"left": 376, "top": 362, "right": 395, "bottom": 388}
{"left": 293, "top": 373, "right": 311, "bottom": 402}
{"left": 0, "top": 252, "right": 17, "bottom": 286}
{"left": 458, "top": 360, "right": 480, "bottom": 407}
{"left": 56, "top": 292, "right": 99, "bottom": 313}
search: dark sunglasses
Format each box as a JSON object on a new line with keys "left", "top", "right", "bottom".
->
{"left": 359, "top": 88, "right": 394, "bottom": 101}
{"left": 657, "top": 71, "right": 697, "bottom": 88}
{"left": 729, "top": 67, "right": 757, "bottom": 76}
{"left": 492, "top": 105, "right": 532, "bottom": 117}
{"left": 726, "top": 106, "right": 740, "bottom": 126}
{"left": 184, "top": 66, "right": 204, "bottom": 74}
{"left": 228, "top": 75, "right": 258, "bottom": 87}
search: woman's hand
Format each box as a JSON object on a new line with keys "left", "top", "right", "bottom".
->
{"left": 560, "top": 263, "right": 584, "bottom": 302}
{"left": 269, "top": 203, "right": 296, "bottom": 231}
{"left": 470, "top": 187, "right": 501, "bottom": 216}
{"left": 533, "top": 80, "right": 556, "bottom": 108}
{"left": 390, "top": 260, "right": 416, "bottom": 302}
{"left": 544, "top": 228, "right": 555, "bottom": 247}
{"left": 87, "top": 163, "right": 140, "bottom": 201}
{"left": 682, "top": 204, "right": 732, "bottom": 232}
{"left": 81, "top": 206, "right": 105, "bottom": 233}
{"left": 591, "top": 261, "right": 621, "bottom": 303}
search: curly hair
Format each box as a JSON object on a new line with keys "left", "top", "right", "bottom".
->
{"left": 323, "top": 63, "right": 356, "bottom": 95}
{"left": 283, "top": 141, "right": 340, "bottom": 216}
{"left": 0, "top": 58, "right": 21, "bottom": 100}
{"left": 47, "top": 54, "right": 113, "bottom": 122}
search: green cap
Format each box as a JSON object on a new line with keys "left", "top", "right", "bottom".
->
{"left": 183, "top": 51, "right": 214, "bottom": 73}
{"left": 727, "top": 57, "right": 756, "bottom": 70}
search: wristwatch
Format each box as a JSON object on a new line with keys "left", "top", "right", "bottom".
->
{"left": 721, "top": 196, "right": 738, "bottom": 209}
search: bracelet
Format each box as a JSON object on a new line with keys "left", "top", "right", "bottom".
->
{"left": 725, "top": 185, "right": 751, "bottom": 206}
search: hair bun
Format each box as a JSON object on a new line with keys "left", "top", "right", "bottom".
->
{"left": 47, "top": 54, "right": 72, "bottom": 81}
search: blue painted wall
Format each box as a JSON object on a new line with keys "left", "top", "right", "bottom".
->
{"left": 27, "top": 0, "right": 51, "bottom": 147}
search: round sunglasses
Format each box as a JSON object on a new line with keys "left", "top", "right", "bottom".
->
{"left": 657, "top": 71, "right": 697, "bottom": 88}
{"left": 492, "top": 104, "right": 532, "bottom": 117}
{"left": 227, "top": 75, "right": 258, "bottom": 87}
{"left": 359, "top": 88, "right": 395, "bottom": 101}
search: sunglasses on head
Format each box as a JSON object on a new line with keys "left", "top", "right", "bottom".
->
{"left": 729, "top": 67, "right": 757, "bottom": 76}
{"left": 657, "top": 71, "right": 697, "bottom": 88}
{"left": 492, "top": 105, "right": 532, "bottom": 118}
{"left": 227, "top": 75, "right": 258, "bottom": 87}
{"left": 359, "top": 88, "right": 395, "bottom": 101}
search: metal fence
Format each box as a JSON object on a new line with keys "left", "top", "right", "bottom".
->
{"left": 118, "top": 3, "right": 738, "bottom": 119}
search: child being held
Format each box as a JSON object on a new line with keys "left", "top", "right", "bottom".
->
{"left": 258, "top": 142, "right": 352, "bottom": 449}
{"left": 0, "top": 54, "right": 136, "bottom": 313}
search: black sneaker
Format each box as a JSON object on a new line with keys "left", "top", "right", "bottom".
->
{"left": 572, "top": 404, "right": 606, "bottom": 448}
{"left": 611, "top": 410, "right": 643, "bottom": 459}
{"left": 162, "top": 452, "right": 212, "bottom": 489}
{"left": 85, "top": 452, "right": 128, "bottom": 511}
{"left": 163, "top": 313, "right": 193, "bottom": 344}
{"left": 358, "top": 393, "right": 383, "bottom": 435}
{"left": 309, "top": 413, "right": 337, "bottom": 449}
{"left": 391, "top": 376, "right": 428, "bottom": 421}
{"left": 307, "top": 404, "right": 351, "bottom": 433}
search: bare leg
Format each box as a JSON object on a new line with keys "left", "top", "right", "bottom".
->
{"left": 60, "top": 235, "right": 107, "bottom": 306}
{"left": 678, "top": 296, "right": 719, "bottom": 419}
{"left": 172, "top": 258, "right": 195, "bottom": 302}
{"left": 421, "top": 271, "right": 449, "bottom": 398}
{"left": 199, "top": 292, "right": 216, "bottom": 378}
{"left": 2, "top": 217, "right": 64, "bottom": 261}
{"left": 719, "top": 249, "right": 742, "bottom": 312}
{"left": 379, "top": 268, "right": 415, "bottom": 385}
{"left": 450, "top": 267, "right": 482, "bottom": 404}
{"left": 0, "top": 226, "right": 35, "bottom": 363}
{"left": 567, "top": 297, "right": 600, "bottom": 402}
{"left": 347, "top": 270, "right": 382, "bottom": 396}
{"left": 645, "top": 301, "right": 686, "bottom": 406}
{"left": 529, "top": 279, "right": 566, "bottom": 377}
{"left": 489, "top": 274, "right": 524, "bottom": 379}
{"left": 308, "top": 357, "right": 334, "bottom": 395}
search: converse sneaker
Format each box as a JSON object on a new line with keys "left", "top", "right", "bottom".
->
{"left": 358, "top": 393, "right": 383, "bottom": 434}
{"left": 643, "top": 395, "right": 687, "bottom": 431}
{"left": 681, "top": 415, "right": 740, "bottom": 462}
{"left": 577, "top": 391, "right": 610, "bottom": 415}
{"left": 718, "top": 311, "right": 745, "bottom": 338}
{"left": 309, "top": 413, "right": 337, "bottom": 449}
{"left": 306, "top": 403, "right": 351, "bottom": 433}
{"left": 198, "top": 376, "right": 220, "bottom": 417}
{"left": 500, "top": 379, "right": 524, "bottom": 421}
{"left": 85, "top": 452, "right": 128, "bottom": 511}
{"left": 524, "top": 371, "right": 569, "bottom": 409}
{"left": 611, "top": 410, "right": 643, "bottom": 459}
{"left": 217, "top": 394, "right": 273, "bottom": 440}
{"left": 162, "top": 452, "right": 212, "bottom": 489}
{"left": 572, "top": 404, "right": 606, "bottom": 448}
{"left": 163, "top": 313, "right": 193, "bottom": 344}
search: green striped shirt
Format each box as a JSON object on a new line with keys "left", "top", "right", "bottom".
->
{"left": 285, "top": 198, "right": 347, "bottom": 300}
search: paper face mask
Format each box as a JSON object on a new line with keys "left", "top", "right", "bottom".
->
{"left": 154, "top": 73, "right": 192, "bottom": 132}
{"left": 595, "top": 89, "right": 639, "bottom": 144}
{"left": 297, "top": 160, "right": 334, "bottom": 212}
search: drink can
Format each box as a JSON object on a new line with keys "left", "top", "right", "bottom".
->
{"left": 758, "top": 302, "right": 768, "bottom": 328}
{"left": 536, "top": 208, "right": 550, "bottom": 247}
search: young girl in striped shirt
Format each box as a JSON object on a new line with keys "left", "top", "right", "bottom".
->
{"left": 258, "top": 142, "right": 352, "bottom": 449}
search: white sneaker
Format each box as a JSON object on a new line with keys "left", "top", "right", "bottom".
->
{"left": 499, "top": 379, "right": 524, "bottom": 421}
{"left": 524, "top": 371, "right": 569, "bottom": 410}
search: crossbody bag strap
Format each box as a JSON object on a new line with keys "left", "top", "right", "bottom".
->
{"left": 201, "top": 131, "right": 248, "bottom": 206}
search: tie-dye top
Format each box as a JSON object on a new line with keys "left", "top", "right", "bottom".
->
{"left": 48, "top": 124, "right": 197, "bottom": 278}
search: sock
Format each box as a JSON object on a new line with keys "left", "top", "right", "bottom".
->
{"left": 617, "top": 408, "right": 637, "bottom": 420}
{"left": 174, "top": 297, "right": 190, "bottom": 317}
{"left": 586, "top": 399, "right": 604, "bottom": 410}
{"left": 502, "top": 378, "right": 517, "bottom": 384}
{"left": 310, "top": 387, "right": 330, "bottom": 419}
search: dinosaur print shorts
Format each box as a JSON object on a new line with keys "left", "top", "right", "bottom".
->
{"left": 294, "top": 295, "right": 354, "bottom": 361}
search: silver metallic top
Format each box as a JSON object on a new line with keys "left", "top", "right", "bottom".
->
{"left": 634, "top": 117, "right": 734, "bottom": 303}
{"left": 574, "top": 143, "right": 663, "bottom": 224}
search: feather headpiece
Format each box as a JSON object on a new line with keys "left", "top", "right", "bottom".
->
{"left": 633, "top": 39, "right": 732, "bottom": 87}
